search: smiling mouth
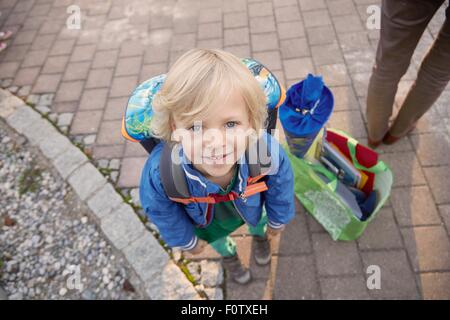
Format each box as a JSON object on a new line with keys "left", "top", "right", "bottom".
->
{"left": 203, "top": 152, "right": 233, "bottom": 161}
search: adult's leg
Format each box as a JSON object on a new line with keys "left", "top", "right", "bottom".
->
{"left": 366, "top": 0, "right": 444, "bottom": 142}
{"left": 389, "top": 4, "right": 450, "bottom": 137}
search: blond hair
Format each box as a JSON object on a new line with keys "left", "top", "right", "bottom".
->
{"left": 150, "top": 48, "right": 268, "bottom": 142}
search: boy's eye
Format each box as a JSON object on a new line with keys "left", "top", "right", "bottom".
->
{"left": 225, "top": 121, "right": 239, "bottom": 129}
{"left": 189, "top": 124, "right": 202, "bottom": 132}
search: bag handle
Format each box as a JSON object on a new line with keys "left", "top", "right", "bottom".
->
{"left": 346, "top": 137, "right": 387, "bottom": 174}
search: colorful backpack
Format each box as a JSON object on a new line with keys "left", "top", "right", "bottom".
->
{"left": 121, "top": 58, "right": 286, "bottom": 205}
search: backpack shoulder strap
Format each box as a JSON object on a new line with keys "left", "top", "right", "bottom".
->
{"left": 245, "top": 136, "right": 272, "bottom": 179}
{"left": 159, "top": 143, "right": 191, "bottom": 200}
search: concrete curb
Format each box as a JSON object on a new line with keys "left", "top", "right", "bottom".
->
{"left": 0, "top": 89, "right": 200, "bottom": 300}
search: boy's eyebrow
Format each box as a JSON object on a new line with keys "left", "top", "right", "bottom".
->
{"left": 219, "top": 115, "right": 242, "bottom": 122}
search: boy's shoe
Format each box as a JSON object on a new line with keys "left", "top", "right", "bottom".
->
{"left": 222, "top": 254, "right": 251, "bottom": 285}
{"left": 253, "top": 235, "right": 271, "bottom": 266}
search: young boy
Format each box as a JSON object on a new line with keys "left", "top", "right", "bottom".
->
{"left": 139, "top": 48, "right": 295, "bottom": 284}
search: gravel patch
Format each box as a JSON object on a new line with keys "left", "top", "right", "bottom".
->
{"left": 0, "top": 119, "right": 145, "bottom": 300}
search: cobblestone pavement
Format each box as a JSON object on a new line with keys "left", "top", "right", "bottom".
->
{"left": 0, "top": 0, "right": 449, "bottom": 299}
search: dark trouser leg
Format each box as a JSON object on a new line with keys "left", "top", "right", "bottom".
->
{"left": 390, "top": 4, "right": 450, "bottom": 137}
{"left": 366, "top": 0, "right": 445, "bottom": 141}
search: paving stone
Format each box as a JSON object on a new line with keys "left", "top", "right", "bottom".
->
{"left": 423, "top": 166, "right": 450, "bottom": 204}
{"left": 70, "top": 110, "right": 103, "bottom": 135}
{"left": 273, "top": 255, "right": 320, "bottom": 299}
{"left": 50, "top": 39, "right": 76, "bottom": 56}
{"left": 200, "top": 260, "right": 224, "bottom": 287}
{"left": 327, "top": 0, "right": 357, "bottom": 16}
{"left": 357, "top": 208, "right": 403, "bottom": 250}
{"left": 250, "top": 16, "right": 276, "bottom": 34}
{"left": 54, "top": 101, "right": 78, "bottom": 113}
{"left": 70, "top": 44, "right": 97, "bottom": 62}
{"left": 32, "top": 74, "right": 62, "bottom": 93}
{"left": 118, "top": 157, "right": 148, "bottom": 188}
{"left": 109, "top": 76, "right": 138, "bottom": 98}
{"left": 331, "top": 86, "right": 359, "bottom": 111}
{"left": 327, "top": 110, "right": 367, "bottom": 138}
{"left": 93, "top": 144, "right": 125, "bottom": 160}
{"left": 283, "top": 57, "right": 314, "bottom": 80}
{"left": 83, "top": 134, "right": 97, "bottom": 145}
{"left": 55, "top": 81, "right": 84, "bottom": 102}
{"left": 53, "top": 145, "right": 88, "bottom": 179}
{"left": 390, "top": 186, "right": 442, "bottom": 227}
{"left": 316, "top": 63, "right": 350, "bottom": 86}
{"left": 299, "top": 0, "right": 326, "bottom": 11}
{"left": 63, "top": 61, "right": 91, "bottom": 81}
{"left": 13, "top": 67, "right": 40, "bottom": 86}
{"left": 68, "top": 162, "right": 107, "bottom": 201}
{"left": 319, "top": 275, "right": 371, "bottom": 300}
{"left": 306, "top": 25, "right": 336, "bottom": 45}
{"left": 303, "top": 10, "right": 332, "bottom": 28}
{"left": 198, "top": 22, "right": 223, "bottom": 39}
{"left": 143, "top": 44, "right": 170, "bottom": 64}
{"left": 92, "top": 49, "right": 119, "bottom": 68}
{"left": 140, "top": 63, "right": 168, "bottom": 83}
{"left": 313, "top": 233, "right": 363, "bottom": 276}
{"left": 224, "top": 12, "right": 248, "bottom": 28}
{"left": 79, "top": 88, "right": 108, "bottom": 110}
{"left": 104, "top": 97, "right": 128, "bottom": 121}
{"left": 223, "top": 45, "right": 251, "bottom": 58}
{"left": 226, "top": 278, "right": 268, "bottom": 300}
{"left": 249, "top": 2, "right": 273, "bottom": 18}
{"left": 338, "top": 32, "right": 371, "bottom": 52}
{"left": 124, "top": 141, "right": 149, "bottom": 158}
{"left": 122, "top": 232, "right": 170, "bottom": 285}
{"left": 224, "top": 27, "right": 249, "bottom": 47}
{"left": 332, "top": 15, "right": 364, "bottom": 33}
{"left": 197, "top": 38, "right": 223, "bottom": 50}
{"left": 12, "top": 29, "right": 38, "bottom": 45}
{"left": 115, "top": 56, "right": 142, "bottom": 77}
{"left": 401, "top": 226, "right": 450, "bottom": 272}
{"left": 311, "top": 43, "right": 344, "bottom": 66}
{"left": 379, "top": 152, "right": 427, "bottom": 188}
{"left": 198, "top": 7, "right": 222, "bottom": 23}
{"left": 280, "top": 37, "right": 309, "bottom": 59}
{"left": 96, "top": 120, "right": 124, "bottom": 145}
{"left": 360, "top": 250, "right": 419, "bottom": 299}
{"left": 344, "top": 50, "right": 375, "bottom": 74}
{"left": 410, "top": 133, "right": 450, "bottom": 166}
{"left": 277, "top": 21, "right": 305, "bottom": 40}
{"left": 0, "top": 61, "right": 20, "bottom": 78}
{"left": 31, "top": 33, "right": 56, "bottom": 51}
{"left": 101, "top": 203, "right": 147, "bottom": 250}
{"left": 204, "top": 287, "right": 224, "bottom": 300}
{"left": 418, "top": 272, "right": 450, "bottom": 300}
{"left": 351, "top": 72, "right": 371, "bottom": 97}
{"left": 57, "top": 112, "right": 73, "bottom": 127}
{"left": 85, "top": 68, "right": 114, "bottom": 88}
{"left": 252, "top": 51, "right": 282, "bottom": 71}
{"left": 439, "top": 205, "right": 450, "bottom": 235}
{"left": 273, "top": 213, "right": 312, "bottom": 255}
{"left": 171, "top": 33, "right": 196, "bottom": 52}
{"left": 274, "top": 5, "right": 301, "bottom": 23}
{"left": 87, "top": 182, "right": 124, "bottom": 220}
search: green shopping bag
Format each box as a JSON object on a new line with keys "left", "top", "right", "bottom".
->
{"left": 283, "top": 129, "right": 393, "bottom": 241}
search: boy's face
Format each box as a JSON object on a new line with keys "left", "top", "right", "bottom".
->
{"left": 172, "top": 90, "right": 253, "bottom": 179}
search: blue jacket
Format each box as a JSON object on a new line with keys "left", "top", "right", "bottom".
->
{"left": 139, "top": 132, "right": 296, "bottom": 251}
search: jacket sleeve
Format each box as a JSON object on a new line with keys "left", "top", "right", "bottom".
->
{"left": 262, "top": 135, "right": 296, "bottom": 229}
{"left": 139, "top": 157, "right": 198, "bottom": 250}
